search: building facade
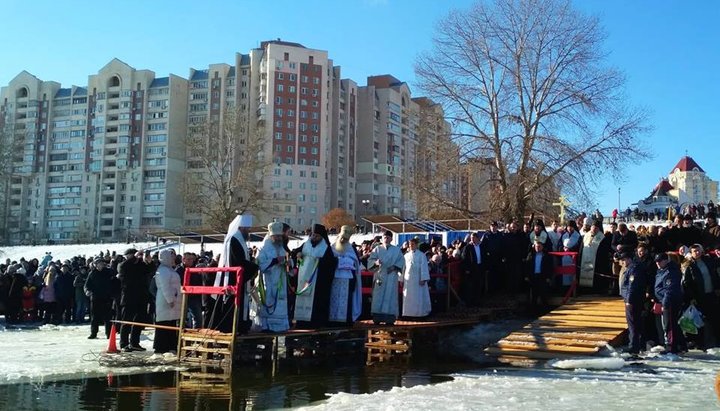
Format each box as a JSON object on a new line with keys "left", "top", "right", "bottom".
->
{"left": 0, "top": 42, "right": 453, "bottom": 244}
{"left": 0, "top": 59, "right": 188, "bottom": 244}
{"left": 356, "top": 75, "right": 420, "bottom": 218}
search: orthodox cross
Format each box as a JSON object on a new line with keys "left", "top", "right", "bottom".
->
{"left": 553, "top": 196, "right": 571, "bottom": 223}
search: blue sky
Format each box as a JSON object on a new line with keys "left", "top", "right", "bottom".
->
{"left": 2, "top": 0, "right": 719, "bottom": 216}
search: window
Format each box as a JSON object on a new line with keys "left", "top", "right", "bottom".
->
{"left": 285, "top": 181, "right": 292, "bottom": 189}
{"left": 146, "top": 134, "right": 167, "bottom": 143}
{"left": 275, "top": 132, "right": 282, "bottom": 140}
{"left": 285, "top": 169, "right": 293, "bottom": 176}
{"left": 147, "top": 123, "right": 166, "bottom": 131}
{"left": 287, "top": 146, "right": 293, "bottom": 153}
{"left": 277, "top": 84, "right": 284, "bottom": 92}
{"left": 299, "top": 147, "right": 306, "bottom": 154}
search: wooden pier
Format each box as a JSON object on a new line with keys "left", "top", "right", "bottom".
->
{"left": 176, "top": 304, "right": 519, "bottom": 368}
{"left": 485, "top": 296, "right": 627, "bottom": 364}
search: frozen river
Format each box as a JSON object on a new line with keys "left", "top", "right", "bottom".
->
{"left": 0, "top": 321, "right": 718, "bottom": 410}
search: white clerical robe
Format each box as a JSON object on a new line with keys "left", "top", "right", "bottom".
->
{"left": 329, "top": 243, "right": 362, "bottom": 322}
{"left": 402, "top": 249, "right": 431, "bottom": 317}
{"left": 579, "top": 230, "right": 605, "bottom": 287}
{"left": 251, "top": 238, "right": 289, "bottom": 332}
{"left": 293, "top": 240, "right": 328, "bottom": 322}
{"left": 368, "top": 244, "right": 405, "bottom": 318}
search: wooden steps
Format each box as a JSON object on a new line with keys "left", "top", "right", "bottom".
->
{"left": 485, "top": 296, "right": 626, "bottom": 362}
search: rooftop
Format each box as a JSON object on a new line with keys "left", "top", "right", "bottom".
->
{"left": 671, "top": 156, "right": 704, "bottom": 173}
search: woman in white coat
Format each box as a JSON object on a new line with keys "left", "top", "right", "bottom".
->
{"left": 153, "top": 249, "right": 181, "bottom": 354}
{"left": 402, "top": 238, "right": 431, "bottom": 318}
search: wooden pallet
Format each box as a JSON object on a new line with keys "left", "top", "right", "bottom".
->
{"left": 485, "top": 296, "right": 627, "bottom": 362}
{"left": 178, "top": 329, "right": 235, "bottom": 367}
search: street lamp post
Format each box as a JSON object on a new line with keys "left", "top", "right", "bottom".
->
{"left": 125, "top": 216, "right": 133, "bottom": 244}
{"left": 31, "top": 221, "right": 38, "bottom": 245}
{"left": 361, "top": 199, "right": 371, "bottom": 234}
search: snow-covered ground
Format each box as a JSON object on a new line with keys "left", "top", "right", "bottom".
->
{"left": 0, "top": 323, "right": 182, "bottom": 385}
{"left": 0, "top": 234, "right": 382, "bottom": 264}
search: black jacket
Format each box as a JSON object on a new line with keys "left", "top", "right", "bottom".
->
{"left": 117, "top": 257, "right": 154, "bottom": 307}
{"left": 84, "top": 267, "right": 118, "bottom": 301}
{"left": 682, "top": 256, "right": 720, "bottom": 303}
{"left": 525, "top": 251, "right": 554, "bottom": 281}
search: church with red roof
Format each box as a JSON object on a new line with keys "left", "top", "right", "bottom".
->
{"left": 638, "top": 156, "right": 718, "bottom": 214}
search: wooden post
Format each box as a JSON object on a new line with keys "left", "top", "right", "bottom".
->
{"left": 176, "top": 291, "right": 188, "bottom": 360}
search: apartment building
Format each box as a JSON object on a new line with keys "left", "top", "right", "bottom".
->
{"left": 356, "top": 75, "right": 421, "bottom": 218}
{"left": 329, "top": 68, "right": 358, "bottom": 215}
{"left": 246, "top": 40, "right": 336, "bottom": 230}
{"left": 0, "top": 41, "right": 454, "bottom": 244}
{"left": 0, "top": 59, "right": 187, "bottom": 244}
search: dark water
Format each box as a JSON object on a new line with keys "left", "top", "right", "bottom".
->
{"left": 0, "top": 355, "right": 476, "bottom": 411}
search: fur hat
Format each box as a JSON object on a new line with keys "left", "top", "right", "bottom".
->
{"left": 268, "top": 222, "right": 283, "bottom": 236}
{"left": 339, "top": 225, "right": 354, "bottom": 240}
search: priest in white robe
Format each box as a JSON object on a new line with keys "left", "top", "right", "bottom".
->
{"left": 579, "top": 220, "right": 605, "bottom": 288}
{"left": 251, "top": 222, "right": 289, "bottom": 332}
{"left": 329, "top": 225, "right": 362, "bottom": 325}
{"left": 368, "top": 230, "right": 405, "bottom": 325}
{"left": 402, "top": 238, "right": 431, "bottom": 318}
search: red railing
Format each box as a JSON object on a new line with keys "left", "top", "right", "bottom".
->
{"left": 548, "top": 251, "right": 579, "bottom": 304}
{"left": 182, "top": 266, "right": 245, "bottom": 307}
{"left": 360, "top": 263, "right": 457, "bottom": 310}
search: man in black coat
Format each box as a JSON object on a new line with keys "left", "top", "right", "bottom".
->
{"left": 176, "top": 252, "right": 202, "bottom": 328}
{"left": 676, "top": 214, "right": 702, "bottom": 249}
{"left": 620, "top": 252, "right": 646, "bottom": 354}
{"left": 702, "top": 212, "right": 720, "bottom": 250}
{"left": 461, "top": 231, "right": 485, "bottom": 307}
{"left": 681, "top": 244, "right": 720, "bottom": 349}
{"left": 84, "top": 258, "right": 118, "bottom": 339}
{"left": 117, "top": 248, "right": 155, "bottom": 351}
{"left": 503, "top": 221, "right": 529, "bottom": 294}
{"left": 525, "top": 240, "right": 554, "bottom": 312}
{"left": 481, "top": 222, "right": 504, "bottom": 294}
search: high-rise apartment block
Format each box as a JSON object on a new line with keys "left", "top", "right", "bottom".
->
{"left": 0, "top": 41, "right": 457, "bottom": 245}
{"left": 1, "top": 60, "right": 187, "bottom": 244}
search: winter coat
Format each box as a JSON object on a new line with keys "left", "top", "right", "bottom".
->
{"left": 84, "top": 268, "right": 117, "bottom": 301}
{"left": 620, "top": 261, "right": 646, "bottom": 305}
{"left": 54, "top": 271, "right": 75, "bottom": 302}
{"left": 117, "top": 257, "right": 154, "bottom": 307}
{"left": 154, "top": 249, "right": 181, "bottom": 322}
{"left": 655, "top": 261, "right": 683, "bottom": 308}
{"left": 681, "top": 256, "right": 720, "bottom": 303}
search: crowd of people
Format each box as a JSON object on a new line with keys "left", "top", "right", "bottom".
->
{"left": 2, "top": 208, "right": 719, "bottom": 357}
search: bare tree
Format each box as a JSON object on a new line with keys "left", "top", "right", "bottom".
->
{"left": 183, "top": 106, "right": 270, "bottom": 232}
{"left": 415, "top": 0, "right": 650, "bottom": 221}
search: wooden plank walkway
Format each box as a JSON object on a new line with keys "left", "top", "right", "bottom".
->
{"left": 485, "top": 296, "right": 627, "bottom": 364}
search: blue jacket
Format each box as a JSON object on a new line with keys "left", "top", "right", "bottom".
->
{"left": 621, "top": 261, "right": 646, "bottom": 304}
{"left": 654, "top": 261, "right": 683, "bottom": 308}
